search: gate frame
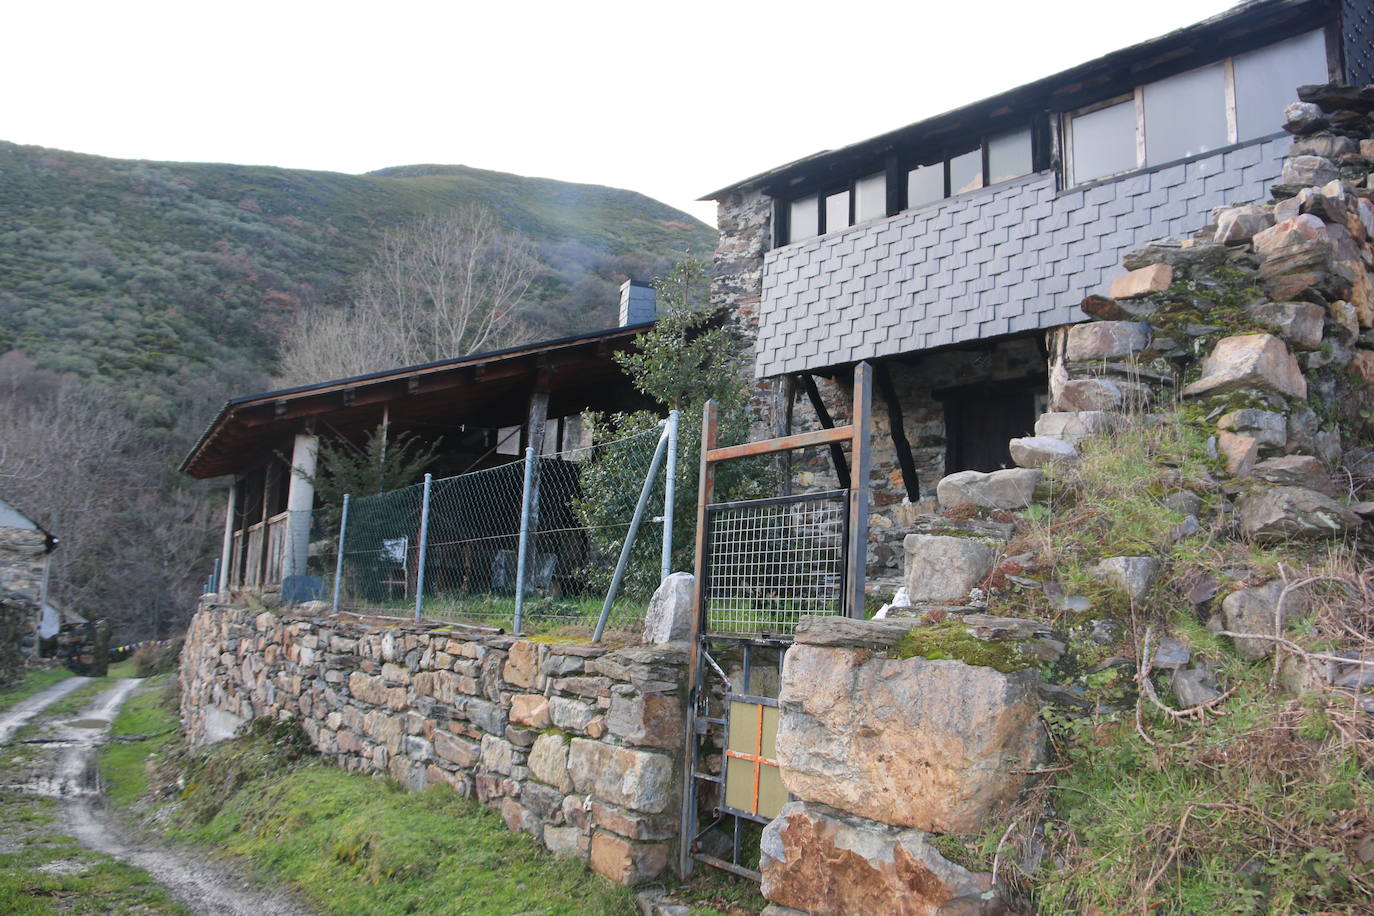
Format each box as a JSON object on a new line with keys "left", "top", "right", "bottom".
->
{"left": 677, "top": 361, "right": 873, "bottom": 878}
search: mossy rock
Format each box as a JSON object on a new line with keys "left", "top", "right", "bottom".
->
{"left": 891, "top": 620, "right": 1036, "bottom": 673}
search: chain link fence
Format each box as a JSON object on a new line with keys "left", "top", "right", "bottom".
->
{"left": 305, "top": 422, "right": 677, "bottom": 634}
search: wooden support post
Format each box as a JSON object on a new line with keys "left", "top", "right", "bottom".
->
{"left": 679, "top": 399, "right": 719, "bottom": 878}
{"left": 798, "top": 373, "right": 850, "bottom": 490}
{"left": 874, "top": 363, "right": 920, "bottom": 502}
{"left": 847, "top": 363, "right": 873, "bottom": 619}
{"left": 776, "top": 376, "right": 794, "bottom": 497}
{"left": 218, "top": 480, "right": 238, "bottom": 596}
{"left": 525, "top": 381, "right": 551, "bottom": 457}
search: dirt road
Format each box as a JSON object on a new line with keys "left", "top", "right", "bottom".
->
{"left": 1, "top": 677, "right": 316, "bottom": 916}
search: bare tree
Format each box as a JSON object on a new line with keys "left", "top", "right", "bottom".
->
{"left": 275, "top": 207, "right": 538, "bottom": 386}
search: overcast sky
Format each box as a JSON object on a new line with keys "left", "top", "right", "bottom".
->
{"left": 5, "top": 0, "right": 1242, "bottom": 225}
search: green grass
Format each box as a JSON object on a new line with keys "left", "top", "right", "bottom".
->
{"left": 100, "top": 676, "right": 178, "bottom": 807}
{"left": 0, "top": 793, "right": 188, "bottom": 915}
{"left": 176, "top": 764, "right": 637, "bottom": 916}
{"left": 106, "top": 658, "right": 138, "bottom": 679}
{"left": 99, "top": 693, "right": 640, "bottom": 916}
{"left": 0, "top": 668, "right": 75, "bottom": 713}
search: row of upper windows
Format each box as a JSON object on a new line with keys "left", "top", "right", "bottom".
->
{"left": 779, "top": 29, "right": 1329, "bottom": 248}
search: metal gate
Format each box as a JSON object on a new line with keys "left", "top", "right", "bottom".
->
{"left": 678, "top": 363, "right": 873, "bottom": 880}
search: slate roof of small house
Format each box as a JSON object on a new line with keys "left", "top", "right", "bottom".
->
{"left": 181, "top": 322, "right": 657, "bottom": 479}
{"left": 0, "top": 497, "right": 57, "bottom": 549}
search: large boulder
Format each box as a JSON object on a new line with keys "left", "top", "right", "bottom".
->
{"left": 1253, "top": 213, "right": 1329, "bottom": 254}
{"left": 1281, "top": 155, "right": 1339, "bottom": 187}
{"left": 1214, "top": 205, "right": 1273, "bottom": 245}
{"left": 1092, "top": 556, "right": 1161, "bottom": 605}
{"left": 1065, "top": 320, "right": 1151, "bottom": 360}
{"left": 903, "top": 535, "right": 996, "bottom": 604}
{"left": 1221, "top": 580, "right": 1307, "bottom": 660}
{"left": 642, "top": 572, "right": 694, "bottom": 644}
{"left": 1236, "top": 486, "right": 1360, "bottom": 542}
{"left": 1034, "top": 410, "right": 1118, "bottom": 445}
{"left": 937, "top": 468, "right": 1042, "bottom": 511}
{"left": 1246, "top": 301, "right": 1325, "bottom": 350}
{"left": 1250, "top": 455, "right": 1337, "bottom": 496}
{"left": 760, "top": 801, "right": 1003, "bottom": 916}
{"left": 775, "top": 643, "right": 1045, "bottom": 833}
{"left": 1181, "top": 333, "right": 1307, "bottom": 401}
{"left": 1008, "top": 436, "right": 1079, "bottom": 468}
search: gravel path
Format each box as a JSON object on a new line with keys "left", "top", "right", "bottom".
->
{"left": 0, "top": 675, "right": 92, "bottom": 743}
{"left": 3, "top": 677, "right": 316, "bottom": 916}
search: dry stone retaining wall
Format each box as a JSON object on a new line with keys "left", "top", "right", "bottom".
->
{"left": 179, "top": 600, "right": 687, "bottom": 886}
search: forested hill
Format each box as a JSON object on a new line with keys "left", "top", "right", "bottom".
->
{"left": 0, "top": 141, "right": 716, "bottom": 427}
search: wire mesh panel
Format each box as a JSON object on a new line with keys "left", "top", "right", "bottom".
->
{"left": 330, "top": 427, "right": 669, "bottom": 632}
{"left": 336, "top": 484, "right": 425, "bottom": 613}
{"left": 703, "top": 489, "right": 848, "bottom": 637}
{"left": 420, "top": 461, "right": 526, "bottom": 623}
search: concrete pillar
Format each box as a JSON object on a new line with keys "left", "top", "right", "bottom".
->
{"left": 218, "top": 481, "right": 237, "bottom": 597}
{"left": 284, "top": 433, "right": 319, "bottom": 581}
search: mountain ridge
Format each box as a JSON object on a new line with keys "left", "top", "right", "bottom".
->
{"left": 0, "top": 139, "right": 716, "bottom": 427}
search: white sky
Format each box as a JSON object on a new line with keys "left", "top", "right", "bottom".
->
{"left": 4, "top": 0, "right": 1242, "bottom": 226}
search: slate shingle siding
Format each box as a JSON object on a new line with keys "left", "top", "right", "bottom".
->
{"left": 754, "top": 136, "right": 1288, "bottom": 378}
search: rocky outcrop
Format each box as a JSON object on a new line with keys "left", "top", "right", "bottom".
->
{"left": 937, "top": 469, "right": 1041, "bottom": 511}
{"left": 642, "top": 572, "right": 694, "bottom": 644}
{"left": 775, "top": 639, "right": 1044, "bottom": 834}
{"left": 902, "top": 535, "right": 996, "bottom": 605}
{"left": 760, "top": 802, "right": 1003, "bottom": 916}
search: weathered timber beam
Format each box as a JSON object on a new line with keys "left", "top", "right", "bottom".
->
{"left": 874, "top": 363, "right": 920, "bottom": 502}
{"left": 798, "top": 373, "right": 850, "bottom": 490}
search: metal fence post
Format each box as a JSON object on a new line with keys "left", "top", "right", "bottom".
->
{"left": 660, "top": 409, "right": 680, "bottom": 582}
{"left": 414, "top": 474, "right": 433, "bottom": 621}
{"left": 332, "top": 494, "right": 350, "bottom": 613}
{"left": 593, "top": 423, "right": 672, "bottom": 643}
{"left": 514, "top": 447, "right": 536, "bottom": 634}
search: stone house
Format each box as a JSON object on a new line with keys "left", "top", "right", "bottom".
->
{"left": 0, "top": 496, "right": 58, "bottom": 681}
{"left": 704, "top": 0, "right": 1374, "bottom": 592}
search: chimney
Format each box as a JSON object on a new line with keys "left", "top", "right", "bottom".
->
{"left": 618, "top": 280, "right": 656, "bottom": 326}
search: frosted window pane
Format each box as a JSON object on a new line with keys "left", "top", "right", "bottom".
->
{"left": 788, "top": 195, "right": 817, "bottom": 244}
{"left": 1143, "top": 64, "right": 1227, "bottom": 164}
{"left": 825, "top": 190, "right": 851, "bottom": 232}
{"left": 1072, "top": 99, "right": 1137, "bottom": 182}
{"left": 907, "top": 163, "right": 944, "bottom": 209}
{"left": 854, "top": 171, "right": 887, "bottom": 222}
{"left": 1235, "top": 30, "right": 1330, "bottom": 141}
{"left": 949, "top": 149, "right": 983, "bottom": 195}
{"left": 988, "top": 128, "right": 1033, "bottom": 183}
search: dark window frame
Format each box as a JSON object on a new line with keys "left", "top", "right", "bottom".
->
{"left": 774, "top": 119, "right": 1043, "bottom": 247}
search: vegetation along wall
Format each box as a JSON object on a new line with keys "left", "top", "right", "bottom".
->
{"left": 179, "top": 600, "right": 688, "bottom": 887}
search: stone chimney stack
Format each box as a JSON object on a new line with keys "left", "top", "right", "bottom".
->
{"left": 618, "top": 280, "right": 656, "bottom": 326}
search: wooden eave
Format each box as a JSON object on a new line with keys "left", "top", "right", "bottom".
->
{"left": 181, "top": 323, "right": 655, "bottom": 480}
{"left": 701, "top": 0, "right": 1336, "bottom": 201}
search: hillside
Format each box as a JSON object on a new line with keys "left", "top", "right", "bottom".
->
{"left": 0, "top": 141, "right": 716, "bottom": 424}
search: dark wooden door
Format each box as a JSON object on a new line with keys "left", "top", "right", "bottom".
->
{"left": 940, "top": 378, "right": 1041, "bottom": 473}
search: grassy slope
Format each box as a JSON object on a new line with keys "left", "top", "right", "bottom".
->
{"left": 927, "top": 413, "right": 1374, "bottom": 914}
{"left": 97, "top": 684, "right": 758, "bottom": 916}
{"left": 0, "top": 141, "right": 715, "bottom": 422}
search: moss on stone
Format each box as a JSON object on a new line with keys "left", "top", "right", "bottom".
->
{"left": 1145, "top": 270, "right": 1275, "bottom": 354}
{"left": 891, "top": 621, "right": 1033, "bottom": 673}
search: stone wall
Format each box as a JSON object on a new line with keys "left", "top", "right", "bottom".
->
{"left": 178, "top": 601, "right": 688, "bottom": 886}
{"left": 0, "top": 522, "right": 46, "bottom": 604}
{"left": 0, "top": 522, "right": 46, "bottom": 684}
